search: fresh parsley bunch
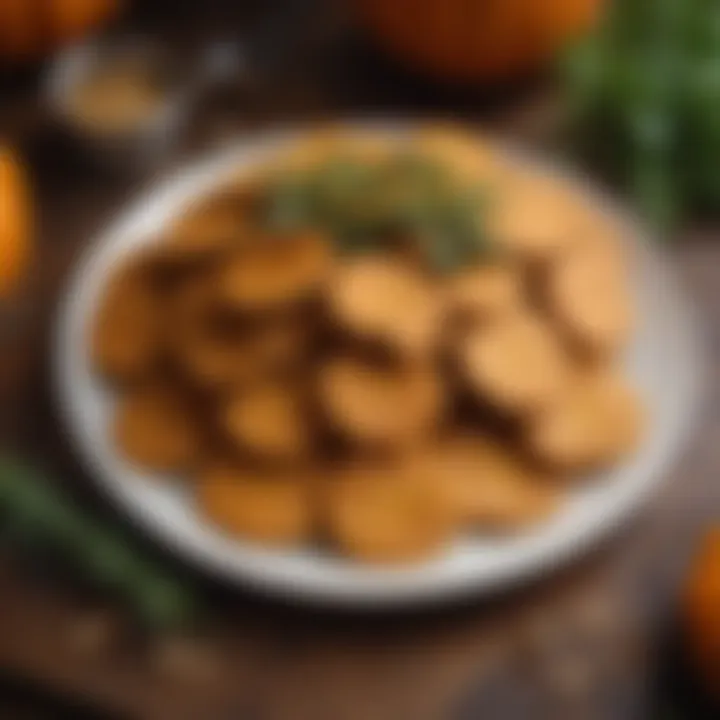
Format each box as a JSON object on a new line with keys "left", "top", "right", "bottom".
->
{"left": 563, "top": 0, "right": 720, "bottom": 231}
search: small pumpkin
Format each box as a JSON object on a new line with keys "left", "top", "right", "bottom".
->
{"left": 0, "top": 146, "right": 31, "bottom": 295}
{"left": 684, "top": 527, "right": 720, "bottom": 694}
{"left": 355, "top": 0, "right": 602, "bottom": 83}
{"left": 0, "top": 0, "right": 120, "bottom": 62}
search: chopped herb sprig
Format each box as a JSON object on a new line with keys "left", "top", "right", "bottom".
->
{"left": 563, "top": 0, "right": 720, "bottom": 232}
{"left": 0, "top": 457, "right": 198, "bottom": 632}
{"left": 260, "top": 152, "right": 490, "bottom": 273}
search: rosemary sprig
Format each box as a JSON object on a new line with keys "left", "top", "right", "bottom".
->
{"left": 260, "top": 152, "right": 490, "bottom": 272}
{"left": 0, "top": 456, "right": 198, "bottom": 632}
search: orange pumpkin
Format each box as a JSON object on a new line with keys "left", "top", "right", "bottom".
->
{"left": 684, "top": 527, "right": 720, "bottom": 694}
{"left": 0, "top": 0, "right": 120, "bottom": 62}
{"left": 0, "top": 146, "right": 31, "bottom": 295}
{"left": 355, "top": 0, "right": 602, "bottom": 83}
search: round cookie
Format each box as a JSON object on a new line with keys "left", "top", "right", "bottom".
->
{"left": 220, "top": 231, "right": 332, "bottom": 311}
{"left": 171, "top": 280, "right": 307, "bottom": 390}
{"left": 92, "top": 255, "right": 162, "bottom": 382}
{"left": 421, "top": 437, "right": 560, "bottom": 529}
{"left": 527, "top": 371, "right": 645, "bottom": 471}
{"left": 159, "top": 193, "right": 246, "bottom": 262}
{"left": 546, "top": 234, "right": 633, "bottom": 356}
{"left": 446, "top": 263, "right": 521, "bottom": 322}
{"left": 114, "top": 385, "right": 202, "bottom": 473}
{"left": 327, "top": 256, "right": 441, "bottom": 357}
{"left": 199, "top": 464, "right": 311, "bottom": 546}
{"left": 170, "top": 279, "right": 248, "bottom": 389}
{"left": 323, "top": 461, "right": 453, "bottom": 564}
{"left": 223, "top": 383, "right": 311, "bottom": 461}
{"left": 459, "top": 311, "right": 569, "bottom": 415}
{"left": 319, "top": 357, "right": 443, "bottom": 449}
{"left": 487, "top": 174, "right": 582, "bottom": 260}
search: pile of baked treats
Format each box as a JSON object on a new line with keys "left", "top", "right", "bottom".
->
{"left": 91, "top": 127, "right": 644, "bottom": 564}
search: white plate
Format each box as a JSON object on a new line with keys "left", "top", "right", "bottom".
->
{"left": 55, "top": 125, "right": 705, "bottom": 607}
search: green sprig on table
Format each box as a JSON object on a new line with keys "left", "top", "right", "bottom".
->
{"left": 0, "top": 456, "right": 198, "bottom": 632}
{"left": 261, "top": 153, "right": 490, "bottom": 273}
{"left": 563, "top": 0, "right": 720, "bottom": 231}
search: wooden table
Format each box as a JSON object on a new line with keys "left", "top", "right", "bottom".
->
{"left": 0, "top": 4, "right": 718, "bottom": 718}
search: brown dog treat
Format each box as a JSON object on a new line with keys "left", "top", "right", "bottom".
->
{"left": 181, "top": 325, "right": 306, "bottom": 392}
{"left": 446, "top": 263, "right": 521, "bottom": 321}
{"left": 220, "top": 231, "right": 332, "bottom": 311}
{"left": 421, "top": 438, "right": 560, "bottom": 529}
{"left": 114, "top": 386, "right": 202, "bottom": 473}
{"left": 252, "top": 318, "right": 310, "bottom": 370}
{"left": 459, "top": 311, "right": 568, "bottom": 414}
{"left": 546, "top": 236, "right": 633, "bottom": 356}
{"left": 170, "top": 279, "right": 264, "bottom": 389}
{"left": 327, "top": 257, "right": 441, "bottom": 357}
{"left": 527, "top": 371, "right": 645, "bottom": 471}
{"left": 160, "top": 193, "right": 246, "bottom": 261}
{"left": 199, "top": 465, "right": 310, "bottom": 546}
{"left": 223, "top": 383, "right": 311, "bottom": 460}
{"left": 324, "top": 462, "right": 452, "bottom": 563}
{"left": 319, "top": 357, "right": 442, "bottom": 448}
{"left": 176, "top": 331, "right": 256, "bottom": 391}
{"left": 172, "top": 279, "right": 310, "bottom": 390}
{"left": 92, "top": 256, "right": 162, "bottom": 382}
{"left": 170, "top": 279, "right": 245, "bottom": 388}
{"left": 488, "top": 175, "right": 581, "bottom": 260}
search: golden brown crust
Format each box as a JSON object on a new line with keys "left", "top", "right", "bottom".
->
{"left": 527, "top": 371, "right": 645, "bottom": 471}
{"left": 170, "top": 279, "right": 248, "bottom": 389}
{"left": 175, "top": 331, "right": 256, "bottom": 391}
{"left": 173, "top": 276, "right": 313, "bottom": 392}
{"left": 220, "top": 231, "right": 332, "bottom": 311}
{"left": 223, "top": 383, "right": 311, "bottom": 461}
{"left": 114, "top": 386, "right": 202, "bottom": 473}
{"left": 323, "top": 462, "right": 453, "bottom": 563}
{"left": 91, "top": 255, "right": 162, "bottom": 382}
{"left": 199, "top": 464, "right": 310, "bottom": 546}
{"left": 546, "top": 235, "right": 634, "bottom": 356}
{"left": 327, "top": 257, "right": 441, "bottom": 356}
{"left": 158, "top": 194, "right": 246, "bottom": 261}
{"left": 90, "top": 130, "right": 644, "bottom": 562}
{"left": 318, "top": 357, "right": 443, "bottom": 448}
{"left": 446, "top": 263, "right": 521, "bottom": 321}
{"left": 420, "top": 438, "right": 560, "bottom": 529}
{"left": 487, "top": 175, "right": 581, "bottom": 259}
{"left": 459, "top": 311, "right": 569, "bottom": 414}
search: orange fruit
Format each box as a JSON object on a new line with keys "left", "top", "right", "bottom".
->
{"left": 0, "top": 146, "right": 31, "bottom": 295}
{"left": 685, "top": 526, "right": 720, "bottom": 694}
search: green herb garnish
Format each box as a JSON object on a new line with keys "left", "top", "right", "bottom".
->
{"left": 260, "top": 152, "right": 489, "bottom": 272}
{"left": 563, "top": 0, "right": 720, "bottom": 232}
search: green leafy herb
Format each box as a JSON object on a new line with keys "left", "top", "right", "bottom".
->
{"left": 0, "top": 456, "right": 198, "bottom": 632}
{"left": 563, "top": 0, "right": 720, "bottom": 232}
{"left": 259, "top": 152, "right": 489, "bottom": 273}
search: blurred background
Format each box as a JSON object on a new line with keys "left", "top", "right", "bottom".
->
{"left": 0, "top": 0, "right": 718, "bottom": 718}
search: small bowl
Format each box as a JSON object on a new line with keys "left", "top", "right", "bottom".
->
{"left": 45, "top": 37, "right": 189, "bottom": 172}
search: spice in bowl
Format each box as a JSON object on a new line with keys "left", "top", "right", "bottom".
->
{"left": 69, "top": 58, "right": 167, "bottom": 134}
{"left": 47, "top": 39, "right": 187, "bottom": 170}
